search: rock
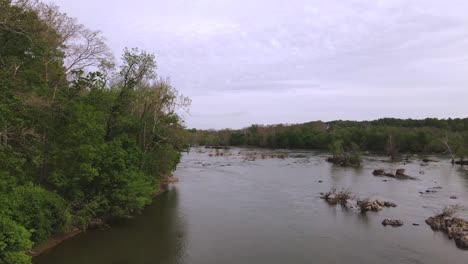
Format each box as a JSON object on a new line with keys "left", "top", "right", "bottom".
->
{"left": 426, "top": 217, "right": 443, "bottom": 230}
{"left": 382, "top": 219, "right": 404, "bottom": 227}
{"left": 455, "top": 235, "right": 468, "bottom": 249}
{"left": 450, "top": 196, "right": 458, "bottom": 200}
{"left": 373, "top": 169, "right": 385, "bottom": 176}
{"left": 372, "top": 169, "right": 416, "bottom": 180}
{"left": 318, "top": 180, "right": 323, "bottom": 183}
{"left": 357, "top": 199, "right": 397, "bottom": 212}
{"left": 419, "top": 171, "right": 425, "bottom": 174}
{"left": 426, "top": 215, "right": 468, "bottom": 250}
{"left": 396, "top": 169, "right": 406, "bottom": 176}
{"left": 383, "top": 201, "right": 397, "bottom": 207}
{"left": 413, "top": 223, "right": 420, "bottom": 226}
{"left": 419, "top": 192, "right": 424, "bottom": 195}
{"left": 320, "top": 189, "right": 351, "bottom": 206}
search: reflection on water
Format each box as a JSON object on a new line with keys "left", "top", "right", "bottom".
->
{"left": 35, "top": 148, "right": 468, "bottom": 264}
{"left": 35, "top": 186, "right": 186, "bottom": 264}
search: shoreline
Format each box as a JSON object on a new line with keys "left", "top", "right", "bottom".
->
{"left": 28, "top": 229, "right": 82, "bottom": 257}
{"left": 30, "top": 178, "right": 178, "bottom": 258}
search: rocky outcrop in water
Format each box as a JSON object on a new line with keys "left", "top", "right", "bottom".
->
{"left": 425, "top": 206, "right": 468, "bottom": 250}
{"left": 320, "top": 188, "right": 351, "bottom": 205}
{"left": 372, "top": 169, "right": 417, "bottom": 180}
{"left": 382, "top": 219, "right": 404, "bottom": 227}
{"left": 357, "top": 199, "right": 397, "bottom": 212}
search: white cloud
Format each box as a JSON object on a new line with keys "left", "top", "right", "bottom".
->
{"left": 52, "top": 0, "right": 468, "bottom": 128}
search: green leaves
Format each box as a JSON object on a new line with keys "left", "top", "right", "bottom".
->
{"left": 0, "top": 216, "right": 32, "bottom": 264}
{"left": 3, "top": 184, "right": 71, "bottom": 243}
{"left": 1, "top": 2, "right": 189, "bottom": 263}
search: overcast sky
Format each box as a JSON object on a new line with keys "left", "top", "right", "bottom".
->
{"left": 51, "top": 0, "right": 468, "bottom": 129}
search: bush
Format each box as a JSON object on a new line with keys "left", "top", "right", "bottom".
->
{"left": 0, "top": 216, "right": 32, "bottom": 264}
{"left": 4, "top": 184, "right": 71, "bottom": 243}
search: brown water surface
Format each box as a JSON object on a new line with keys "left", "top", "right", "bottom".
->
{"left": 35, "top": 147, "right": 468, "bottom": 264}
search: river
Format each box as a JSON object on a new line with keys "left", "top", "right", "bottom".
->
{"left": 35, "top": 147, "right": 468, "bottom": 264}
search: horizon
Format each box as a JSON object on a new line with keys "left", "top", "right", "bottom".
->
{"left": 191, "top": 116, "right": 468, "bottom": 130}
{"left": 51, "top": 0, "right": 468, "bottom": 129}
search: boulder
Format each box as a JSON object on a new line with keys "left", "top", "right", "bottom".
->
{"left": 382, "top": 219, "right": 404, "bottom": 227}
{"left": 373, "top": 169, "right": 385, "bottom": 176}
{"left": 426, "top": 216, "right": 468, "bottom": 250}
{"left": 357, "top": 199, "right": 397, "bottom": 212}
{"left": 396, "top": 169, "right": 406, "bottom": 176}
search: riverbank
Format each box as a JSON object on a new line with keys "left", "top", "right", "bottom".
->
{"left": 30, "top": 177, "right": 179, "bottom": 258}
{"left": 28, "top": 229, "right": 82, "bottom": 257}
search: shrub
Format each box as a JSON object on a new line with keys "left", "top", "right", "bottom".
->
{"left": 0, "top": 216, "right": 32, "bottom": 264}
{"left": 5, "top": 184, "right": 71, "bottom": 243}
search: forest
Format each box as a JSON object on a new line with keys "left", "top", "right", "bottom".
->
{"left": 190, "top": 118, "right": 468, "bottom": 161}
{"left": 0, "top": 1, "right": 190, "bottom": 263}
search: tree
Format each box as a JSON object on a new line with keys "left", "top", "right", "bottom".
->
{"left": 33, "top": 2, "right": 114, "bottom": 77}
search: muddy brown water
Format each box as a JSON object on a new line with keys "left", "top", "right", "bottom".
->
{"left": 34, "top": 147, "right": 468, "bottom": 264}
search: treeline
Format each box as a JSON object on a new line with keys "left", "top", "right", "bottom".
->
{"left": 0, "top": 1, "right": 189, "bottom": 263}
{"left": 189, "top": 118, "right": 468, "bottom": 158}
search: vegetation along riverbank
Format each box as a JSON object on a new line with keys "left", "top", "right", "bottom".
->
{"left": 0, "top": 1, "right": 190, "bottom": 263}
{"left": 190, "top": 118, "right": 468, "bottom": 165}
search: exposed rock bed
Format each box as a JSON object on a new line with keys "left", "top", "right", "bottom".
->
{"left": 357, "top": 199, "right": 397, "bottom": 212}
{"left": 426, "top": 216, "right": 468, "bottom": 249}
{"left": 320, "top": 190, "right": 398, "bottom": 214}
{"left": 320, "top": 189, "right": 351, "bottom": 205}
{"left": 372, "top": 169, "right": 417, "bottom": 180}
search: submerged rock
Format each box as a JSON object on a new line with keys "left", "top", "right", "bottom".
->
{"left": 382, "top": 219, "right": 404, "bottom": 227}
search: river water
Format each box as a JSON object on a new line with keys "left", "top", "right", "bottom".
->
{"left": 35, "top": 147, "right": 468, "bottom": 264}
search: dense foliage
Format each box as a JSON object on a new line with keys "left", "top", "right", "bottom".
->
{"left": 190, "top": 118, "right": 468, "bottom": 160}
{"left": 0, "top": 1, "right": 189, "bottom": 262}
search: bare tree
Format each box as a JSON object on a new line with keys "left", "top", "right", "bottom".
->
{"left": 440, "top": 134, "right": 456, "bottom": 164}
{"left": 33, "top": 2, "right": 114, "bottom": 77}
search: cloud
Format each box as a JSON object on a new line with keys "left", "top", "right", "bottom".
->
{"left": 52, "top": 0, "right": 468, "bottom": 128}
